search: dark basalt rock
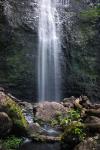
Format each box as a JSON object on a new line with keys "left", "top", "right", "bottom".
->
{"left": 0, "top": 112, "right": 12, "bottom": 137}
{"left": 0, "top": 0, "right": 38, "bottom": 100}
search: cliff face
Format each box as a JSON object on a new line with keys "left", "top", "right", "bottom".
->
{"left": 0, "top": 0, "right": 39, "bottom": 100}
{"left": 63, "top": 1, "right": 100, "bottom": 100}
{"left": 60, "top": 0, "right": 100, "bottom": 101}
{"left": 0, "top": 0, "right": 99, "bottom": 101}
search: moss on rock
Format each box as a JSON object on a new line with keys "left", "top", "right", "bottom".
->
{"left": 79, "top": 6, "right": 100, "bottom": 22}
{"left": 0, "top": 92, "right": 29, "bottom": 135}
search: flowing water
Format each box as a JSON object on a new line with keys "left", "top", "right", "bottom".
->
{"left": 38, "top": 0, "right": 61, "bottom": 101}
{"left": 20, "top": 1, "right": 71, "bottom": 149}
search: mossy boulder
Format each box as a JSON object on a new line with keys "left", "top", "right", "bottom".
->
{"left": 33, "top": 101, "right": 68, "bottom": 123}
{"left": 0, "top": 91, "right": 29, "bottom": 136}
{"left": 0, "top": 112, "right": 12, "bottom": 137}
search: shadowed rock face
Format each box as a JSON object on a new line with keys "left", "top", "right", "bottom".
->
{"left": 74, "top": 136, "right": 100, "bottom": 150}
{"left": 0, "top": 0, "right": 100, "bottom": 101}
{"left": 0, "top": 112, "right": 12, "bottom": 137}
{"left": 0, "top": 0, "right": 39, "bottom": 100}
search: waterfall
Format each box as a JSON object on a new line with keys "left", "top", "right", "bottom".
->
{"left": 38, "top": 0, "right": 61, "bottom": 101}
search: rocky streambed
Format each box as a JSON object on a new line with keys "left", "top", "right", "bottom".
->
{"left": 0, "top": 89, "right": 100, "bottom": 150}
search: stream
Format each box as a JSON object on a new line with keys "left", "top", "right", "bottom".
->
{"left": 20, "top": 103, "right": 65, "bottom": 150}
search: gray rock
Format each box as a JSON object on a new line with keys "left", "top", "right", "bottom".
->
{"left": 0, "top": 112, "right": 12, "bottom": 137}
{"left": 62, "top": 96, "right": 75, "bottom": 108}
{"left": 28, "top": 122, "right": 41, "bottom": 135}
{"left": 85, "top": 116, "right": 100, "bottom": 124}
{"left": 74, "top": 136, "right": 100, "bottom": 150}
{"left": 33, "top": 101, "right": 68, "bottom": 122}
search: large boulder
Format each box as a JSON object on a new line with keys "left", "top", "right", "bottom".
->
{"left": 85, "top": 116, "right": 100, "bottom": 124}
{"left": 33, "top": 101, "right": 68, "bottom": 122}
{"left": 0, "top": 112, "right": 12, "bottom": 137}
{"left": 0, "top": 91, "right": 29, "bottom": 136}
{"left": 74, "top": 136, "right": 100, "bottom": 150}
{"left": 62, "top": 96, "right": 75, "bottom": 108}
{"left": 84, "top": 116, "right": 100, "bottom": 133}
{"left": 28, "top": 123, "right": 41, "bottom": 135}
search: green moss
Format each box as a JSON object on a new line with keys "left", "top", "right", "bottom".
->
{"left": 80, "top": 7, "right": 100, "bottom": 22}
{"left": 80, "top": 26, "right": 96, "bottom": 39}
{"left": 3, "top": 95, "right": 29, "bottom": 135}
{"left": 1, "top": 135, "right": 22, "bottom": 150}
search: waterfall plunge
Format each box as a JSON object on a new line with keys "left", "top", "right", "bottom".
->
{"left": 38, "top": 0, "right": 61, "bottom": 101}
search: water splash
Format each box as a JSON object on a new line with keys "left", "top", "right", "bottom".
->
{"left": 38, "top": 0, "right": 61, "bottom": 101}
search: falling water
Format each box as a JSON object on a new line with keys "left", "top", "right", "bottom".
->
{"left": 38, "top": 0, "right": 61, "bottom": 101}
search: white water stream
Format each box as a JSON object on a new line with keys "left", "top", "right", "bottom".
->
{"left": 38, "top": 0, "right": 61, "bottom": 101}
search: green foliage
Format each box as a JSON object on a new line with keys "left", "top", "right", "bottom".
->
{"left": 65, "top": 121, "right": 86, "bottom": 141}
{"left": 2, "top": 135, "right": 22, "bottom": 150}
{"left": 80, "top": 6, "right": 100, "bottom": 22}
{"left": 61, "top": 109, "right": 86, "bottom": 141}
{"left": 51, "top": 109, "right": 86, "bottom": 141}
{"left": 65, "top": 109, "right": 81, "bottom": 123}
{"left": 51, "top": 109, "right": 81, "bottom": 127}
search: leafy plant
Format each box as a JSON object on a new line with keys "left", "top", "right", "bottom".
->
{"left": 2, "top": 135, "right": 22, "bottom": 150}
{"left": 51, "top": 109, "right": 86, "bottom": 141}
{"left": 66, "top": 109, "right": 81, "bottom": 122}
{"left": 60, "top": 109, "right": 86, "bottom": 141}
{"left": 51, "top": 109, "right": 81, "bottom": 127}
{"left": 69, "top": 121, "right": 86, "bottom": 140}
